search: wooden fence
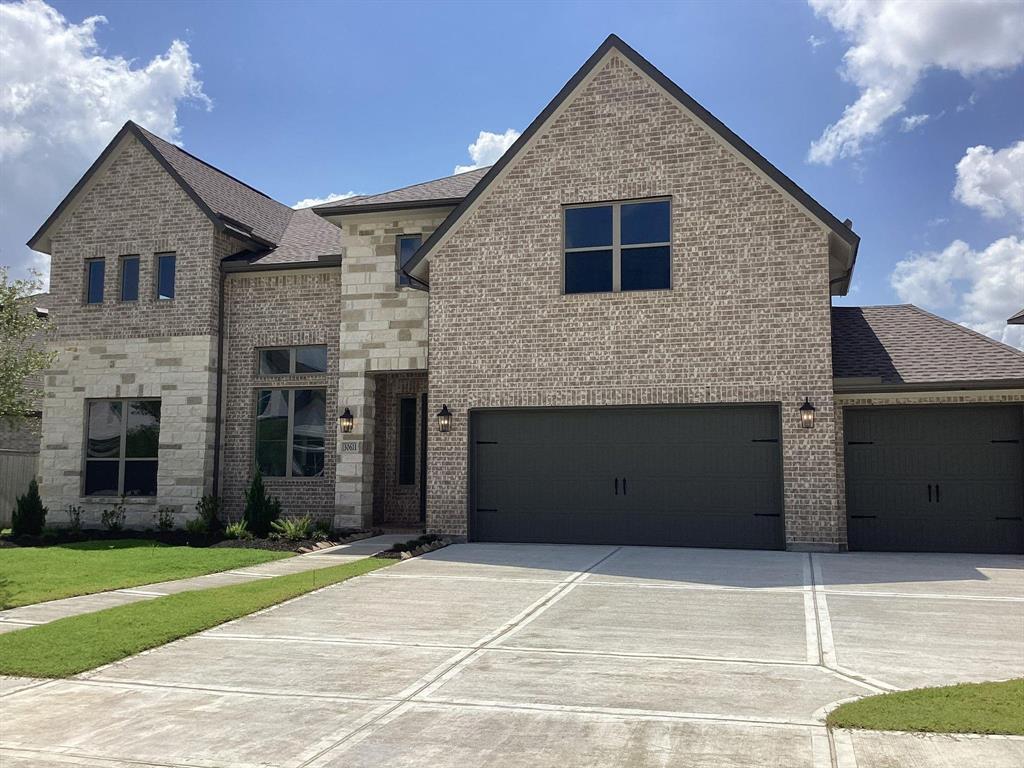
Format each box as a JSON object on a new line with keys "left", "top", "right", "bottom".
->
{"left": 0, "top": 451, "right": 39, "bottom": 528}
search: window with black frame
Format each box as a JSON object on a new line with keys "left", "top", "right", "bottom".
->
{"left": 396, "top": 234, "right": 422, "bottom": 287}
{"left": 84, "top": 399, "right": 161, "bottom": 496}
{"left": 563, "top": 199, "right": 671, "bottom": 294}
{"left": 258, "top": 345, "right": 328, "bottom": 375}
{"left": 255, "top": 388, "right": 326, "bottom": 477}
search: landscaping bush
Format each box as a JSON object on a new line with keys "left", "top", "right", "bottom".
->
{"left": 12, "top": 479, "right": 46, "bottom": 536}
{"left": 156, "top": 507, "right": 175, "bottom": 531}
{"left": 223, "top": 519, "right": 251, "bottom": 539}
{"left": 270, "top": 515, "right": 314, "bottom": 541}
{"left": 184, "top": 517, "right": 208, "bottom": 535}
{"left": 64, "top": 504, "right": 83, "bottom": 534}
{"left": 195, "top": 495, "right": 222, "bottom": 533}
{"left": 243, "top": 471, "right": 280, "bottom": 537}
{"left": 100, "top": 501, "right": 126, "bottom": 532}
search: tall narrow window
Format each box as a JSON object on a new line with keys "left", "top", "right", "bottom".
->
{"left": 255, "top": 388, "right": 326, "bottom": 477}
{"left": 156, "top": 253, "right": 176, "bottom": 300}
{"left": 120, "top": 256, "right": 139, "bottom": 301}
{"left": 396, "top": 234, "right": 422, "bottom": 287}
{"left": 398, "top": 397, "right": 417, "bottom": 485}
{"left": 563, "top": 199, "right": 671, "bottom": 293}
{"left": 84, "top": 399, "right": 160, "bottom": 496}
{"left": 85, "top": 259, "right": 105, "bottom": 304}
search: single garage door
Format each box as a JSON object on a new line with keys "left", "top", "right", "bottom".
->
{"left": 470, "top": 405, "right": 783, "bottom": 549}
{"left": 844, "top": 405, "right": 1024, "bottom": 554}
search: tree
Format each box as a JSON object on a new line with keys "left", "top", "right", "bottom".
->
{"left": 12, "top": 478, "right": 47, "bottom": 536}
{"left": 0, "top": 267, "right": 54, "bottom": 428}
{"left": 243, "top": 471, "right": 281, "bottom": 537}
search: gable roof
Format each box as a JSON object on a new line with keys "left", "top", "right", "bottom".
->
{"left": 405, "top": 34, "right": 860, "bottom": 289}
{"left": 1009, "top": 308, "right": 1024, "bottom": 325}
{"left": 28, "top": 121, "right": 342, "bottom": 266}
{"left": 831, "top": 305, "right": 1024, "bottom": 391}
{"left": 314, "top": 167, "right": 490, "bottom": 216}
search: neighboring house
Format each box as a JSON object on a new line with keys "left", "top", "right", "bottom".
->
{"left": 27, "top": 36, "right": 1024, "bottom": 552}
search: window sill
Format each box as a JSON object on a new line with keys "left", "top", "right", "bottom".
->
{"left": 561, "top": 286, "right": 675, "bottom": 297}
{"left": 79, "top": 496, "right": 157, "bottom": 504}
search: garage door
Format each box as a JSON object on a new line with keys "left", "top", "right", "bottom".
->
{"left": 470, "top": 405, "right": 783, "bottom": 549}
{"left": 844, "top": 405, "right": 1024, "bottom": 554}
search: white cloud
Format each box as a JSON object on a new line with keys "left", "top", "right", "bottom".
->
{"left": 807, "top": 34, "right": 827, "bottom": 50}
{"left": 807, "top": 0, "right": 1024, "bottom": 164}
{"left": 953, "top": 140, "right": 1024, "bottom": 220}
{"left": 891, "top": 236, "right": 1024, "bottom": 348}
{"left": 1, "top": 0, "right": 209, "bottom": 282}
{"left": 898, "top": 113, "right": 930, "bottom": 132}
{"left": 292, "top": 192, "right": 360, "bottom": 209}
{"left": 453, "top": 129, "right": 520, "bottom": 174}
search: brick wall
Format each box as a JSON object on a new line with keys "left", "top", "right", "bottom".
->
{"left": 426, "top": 53, "right": 840, "bottom": 548}
{"left": 371, "top": 371, "right": 428, "bottom": 527}
{"left": 221, "top": 267, "right": 343, "bottom": 520}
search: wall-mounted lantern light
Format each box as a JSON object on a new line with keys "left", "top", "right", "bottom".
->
{"left": 339, "top": 407, "right": 354, "bottom": 433}
{"left": 799, "top": 398, "right": 816, "bottom": 429}
{"left": 436, "top": 404, "right": 452, "bottom": 433}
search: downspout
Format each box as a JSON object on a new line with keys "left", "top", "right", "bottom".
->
{"left": 212, "top": 266, "right": 226, "bottom": 498}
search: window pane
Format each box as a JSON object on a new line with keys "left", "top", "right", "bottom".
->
{"left": 259, "top": 349, "right": 291, "bottom": 375}
{"left": 125, "top": 400, "right": 161, "bottom": 458}
{"left": 157, "top": 253, "right": 176, "bottom": 300}
{"left": 87, "top": 400, "right": 122, "bottom": 458}
{"left": 621, "top": 246, "right": 671, "bottom": 291}
{"left": 565, "top": 249, "right": 613, "bottom": 294}
{"left": 621, "top": 201, "right": 670, "bottom": 245}
{"left": 397, "top": 235, "right": 422, "bottom": 267}
{"left": 256, "top": 389, "right": 289, "bottom": 476}
{"left": 86, "top": 260, "right": 104, "bottom": 304}
{"left": 398, "top": 397, "right": 417, "bottom": 485}
{"left": 292, "top": 389, "right": 326, "bottom": 477}
{"left": 124, "top": 461, "right": 158, "bottom": 496}
{"left": 564, "top": 206, "right": 612, "bottom": 249}
{"left": 295, "top": 346, "right": 327, "bottom": 373}
{"left": 85, "top": 461, "right": 119, "bottom": 496}
{"left": 120, "top": 257, "right": 139, "bottom": 301}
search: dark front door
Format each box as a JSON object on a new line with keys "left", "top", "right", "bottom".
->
{"left": 844, "top": 405, "right": 1024, "bottom": 553}
{"left": 470, "top": 405, "right": 783, "bottom": 549}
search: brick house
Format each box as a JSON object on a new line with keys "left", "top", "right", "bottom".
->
{"left": 25, "top": 36, "right": 1024, "bottom": 553}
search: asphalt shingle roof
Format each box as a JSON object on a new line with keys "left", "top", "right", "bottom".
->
{"left": 249, "top": 209, "right": 344, "bottom": 265}
{"left": 831, "top": 305, "right": 1024, "bottom": 386}
{"left": 314, "top": 167, "right": 490, "bottom": 212}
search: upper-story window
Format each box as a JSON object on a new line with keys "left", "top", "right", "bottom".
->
{"left": 120, "top": 256, "right": 139, "bottom": 302}
{"left": 258, "top": 345, "right": 328, "bottom": 375}
{"left": 396, "top": 234, "right": 422, "bottom": 287}
{"left": 563, "top": 199, "right": 671, "bottom": 294}
{"left": 156, "top": 253, "right": 176, "bottom": 300}
{"left": 85, "top": 259, "right": 105, "bottom": 304}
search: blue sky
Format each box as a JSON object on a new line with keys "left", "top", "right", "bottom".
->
{"left": 3, "top": 0, "right": 1023, "bottom": 345}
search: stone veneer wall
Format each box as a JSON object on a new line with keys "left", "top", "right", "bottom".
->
{"left": 371, "top": 371, "right": 429, "bottom": 527}
{"left": 220, "top": 267, "right": 343, "bottom": 521}
{"left": 38, "top": 132, "right": 222, "bottom": 527}
{"left": 426, "top": 53, "right": 840, "bottom": 549}
{"left": 332, "top": 213, "right": 443, "bottom": 528}
{"left": 833, "top": 389, "right": 1024, "bottom": 548}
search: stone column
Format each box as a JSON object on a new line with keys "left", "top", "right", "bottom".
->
{"left": 334, "top": 370, "right": 375, "bottom": 529}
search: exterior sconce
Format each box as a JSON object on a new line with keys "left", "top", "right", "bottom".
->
{"left": 799, "top": 398, "right": 816, "bottom": 429}
{"left": 436, "top": 404, "right": 452, "bottom": 433}
{"left": 339, "top": 408, "right": 354, "bottom": 433}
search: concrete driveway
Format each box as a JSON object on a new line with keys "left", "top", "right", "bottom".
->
{"left": 2, "top": 544, "right": 1022, "bottom": 767}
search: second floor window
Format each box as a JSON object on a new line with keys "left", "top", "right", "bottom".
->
{"left": 258, "top": 345, "right": 328, "bottom": 375}
{"left": 86, "top": 259, "right": 104, "bottom": 304}
{"left": 120, "top": 256, "right": 139, "bottom": 301}
{"left": 156, "top": 253, "right": 176, "bottom": 300}
{"left": 396, "top": 234, "right": 422, "bottom": 287}
{"left": 564, "top": 199, "right": 671, "bottom": 294}
{"left": 255, "top": 388, "right": 326, "bottom": 477}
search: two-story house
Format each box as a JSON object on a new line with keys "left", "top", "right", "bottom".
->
{"left": 26, "top": 36, "right": 1024, "bottom": 553}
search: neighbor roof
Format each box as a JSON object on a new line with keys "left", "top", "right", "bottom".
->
{"left": 1008, "top": 308, "right": 1024, "bottom": 325}
{"left": 29, "top": 121, "right": 342, "bottom": 266}
{"left": 314, "top": 167, "right": 490, "bottom": 215}
{"left": 405, "top": 34, "right": 860, "bottom": 290}
{"left": 831, "top": 305, "right": 1024, "bottom": 390}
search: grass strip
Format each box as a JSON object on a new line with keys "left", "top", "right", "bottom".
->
{"left": 827, "top": 679, "right": 1024, "bottom": 735}
{"left": 0, "top": 540, "right": 292, "bottom": 609}
{"left": 0, "top": 556, "right": 393, "bottom": 678}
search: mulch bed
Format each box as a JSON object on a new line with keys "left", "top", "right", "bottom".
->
{"left": 0, "top": 528, "right": 377, "bottom": 553}
{"left": 376, "top": 534, "right": 451, "bottom": 559}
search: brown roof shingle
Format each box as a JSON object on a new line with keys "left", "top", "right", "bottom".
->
{"left": 831, "top": 305, "right": 1024, "bottom": 387}
{"left": 314, "top": 166, "right": 489, "bottom": 214}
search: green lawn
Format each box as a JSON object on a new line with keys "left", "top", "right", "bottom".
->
{"left": 0, "top": 540, "right": 291, "bottom": 609}
{"left": 0, "top": 556, "right": 392, "bottom": 677}
{"left": 827, "top": 679, "right": 1024, "bottom": 735}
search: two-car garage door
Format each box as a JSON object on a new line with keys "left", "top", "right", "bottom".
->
{"left": 470, "top": 405, "right": 783, "bottom": 549}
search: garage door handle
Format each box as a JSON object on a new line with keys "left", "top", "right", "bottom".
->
{"left": 623, "top": 478, "right": 627, "bottom": 495}
{"left": 995, "top": 516, "right": 1022, "bottom": 521}
{"left": 927, "top": 484, "right": 932, "bottom": 502}
{"left": 935, "top": 484, "right": 940, "bottom": 503}
{"left": 614, "top": 478, "right": 618, "bottom": 495}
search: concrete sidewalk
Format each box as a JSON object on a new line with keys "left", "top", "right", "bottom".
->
{"left": 0, "top": 534, "right": 407, "bottom": 633}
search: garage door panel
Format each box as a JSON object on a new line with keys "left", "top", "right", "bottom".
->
{"left": 471, "top": 406, "right": 783, "bottom": 549}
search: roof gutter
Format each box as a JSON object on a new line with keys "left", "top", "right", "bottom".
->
{"left": 833, "top": 378, "right": 1024, "bottom": 395}
{"left": 314, "top": 198, "right": 463, "bottom": 217}
{"left": 220, "top": 254, "right": 343, "bottom": 273}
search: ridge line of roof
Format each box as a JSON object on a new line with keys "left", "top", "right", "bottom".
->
{"left": 314, "top": 166, "right": 490, "bottom": 212}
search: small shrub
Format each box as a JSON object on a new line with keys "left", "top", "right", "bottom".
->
{"left": 195, "top": 495, "right": 222, "bottom": 533}
{"left": 224, "top": 519, "right": 251, "bottom": 539}
{"left": 184, "top": 517, "right": 208, "bottom": 535}
{"left": 314, "top": 517, "right": 332, "bottom": 536}
{"left": 100, "top": 501, "right": 126, "bottom": 532}
{"left": 270, "top": 515, "right": 314, "bottom": 541}
{"left": 243, "top": 471, "right": 280, "bottom": 537}
{"left": 12, "top": 479, "right": 47, "bottom": 536}
{"left": 156, "top": 507, "right": 176, "bottom": 531}
{"left": 64, "top": 504, "right": 83, "bottom": 533}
